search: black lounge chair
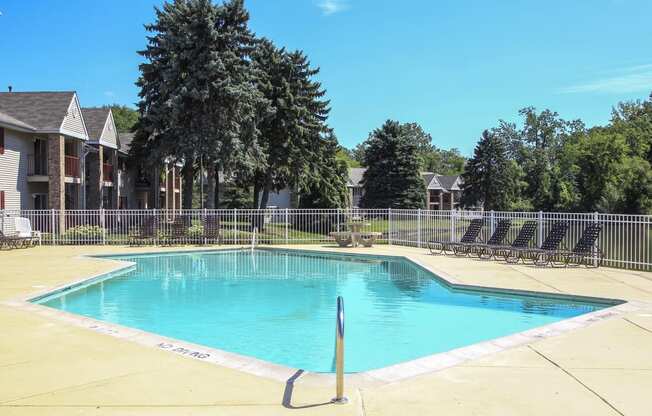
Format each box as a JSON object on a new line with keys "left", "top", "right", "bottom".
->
{"left": 0, "top": 230, "right": 30, "bottom": 249}
{"left": 428, "top": 219, "right": 484, "bottom": 255}
{"left": 489, "top": 221, "right": 538, "bottom": 262}
{"left": 129, "top": 216, "right": 158, "bottom": 246}
{"left": 202, "top": 215, "right": 222, "bottom": 245}
{"left": 163, "top": 216, "right": 189, "bottom": 246}
{"left": 560, "top": 223, "right": 604, "bottom": 268}
{"left": 463, "top": 219, "right": 513, "bottom": 259}
{"left": 510, "top": 221, "right": 570, "bottom": 266}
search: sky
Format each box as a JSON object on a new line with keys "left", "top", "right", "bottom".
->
{"left": 1, "top": 0, "right": 651, "bottom": 155}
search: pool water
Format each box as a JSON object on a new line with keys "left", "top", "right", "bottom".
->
{"left": 37, "top": 249, "right": 611, "bottom": 372}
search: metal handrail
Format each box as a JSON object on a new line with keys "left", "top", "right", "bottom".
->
{"left": 332, "top": 296, "right": 347, "bottom": 404}
{"left": 251, "top": 226, "right": 258, "bottom": 251}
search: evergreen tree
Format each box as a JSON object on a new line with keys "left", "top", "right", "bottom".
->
{"left": 461, "top": 130, "right": 519, "bottom": 210}
{"left": 132, "top": 0, "right": 267, "bottom": 208}
{"left": 300, "top": 133, "right": 350, "bottom": 208}
{"left": 252, "top": 40, "right": 333, "bottom": 208}
{"left": 360, "top": 120, "right": 426, "bottom": 209}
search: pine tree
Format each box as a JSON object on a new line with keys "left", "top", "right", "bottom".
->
{"left": 461, "top": 130, "right": 519, "bottom": 210}
{"left": 360, "top": 120, "right": 426, "bottom": 209}
{"left": 299, "top": 133, "right": 350, "bottom": 208}
{"left": 133, "top": 0, "right": 267, "bottom": 208}
{"left": 252, "top": 40, "right": 334, "bottom": 208}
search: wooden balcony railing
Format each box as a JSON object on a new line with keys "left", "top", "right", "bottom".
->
{"left": 27, "top": 154, "right": 48, "bottom": 176}
{"left": 103, "top": 163, "right": 114, "bottom": 182}
{"left": 64, "top": 155, "right": 80, "bottom": 178}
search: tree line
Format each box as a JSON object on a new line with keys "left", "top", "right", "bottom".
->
{"left": 462, "top": 96, "right": 652, "bottom": 214}
{"left": 124, "top": 0, "right": 652, "bottom": 215}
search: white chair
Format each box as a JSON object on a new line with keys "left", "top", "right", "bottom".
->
{"left": 14, "top": 217, "right": 41, "bottom": 246}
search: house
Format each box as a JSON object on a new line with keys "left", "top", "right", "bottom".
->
{"left": 81, "top": 107, "right": 119, "bottom": 209}
{"left": 0, "top": 90, "right": 182, "bottom": 221}
{"left": 0, "top": 91, "right": 89, "bottom": 218}
{"left": 346, "top": 167, "right": 463, "bottom": 210}
{"left": 421, "top": 172, "right": 463, "bottom": 210}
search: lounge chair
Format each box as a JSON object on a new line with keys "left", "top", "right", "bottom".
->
{"left": 559, "top": 223, "right": 604, "bottom": 268}
{"left": 489, "top": 221, "right": 538, "bottom": 262}
{"left": 509, "top": 221, "right": 570, "bottom": 266}
{"left": 129, "top": 216, "right": 158, "bottom": 246}
{"left": 453, "top": 219, "right": 512, "bottom": 257}
{"left": 14, "top": 217, "right": 41, "bottom": 246}
{"left": 202, "top": 215, "right": 222, "bottom": 245}
{"left": 0, "top": 230, "right": 29, "bottom": 249}
{"left": 163, "top": 216, "right": 188, "bottom": 246}
{"left": 330, "top": 231, "right": 352, "bottom": 247}
{"left": 428, "top": 218, "right": 484, "bottom": 255}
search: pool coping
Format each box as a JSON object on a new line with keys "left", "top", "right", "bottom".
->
{"left": 4, "top": 246, "right": 647, "bottom": 388}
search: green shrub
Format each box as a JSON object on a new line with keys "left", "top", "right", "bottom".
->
{"left": 62, "top": 225, "right": 105, "bottom": 243}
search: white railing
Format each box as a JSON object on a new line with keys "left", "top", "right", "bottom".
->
{"left": 0, "top": 208, "right": 650, "bottom": 271}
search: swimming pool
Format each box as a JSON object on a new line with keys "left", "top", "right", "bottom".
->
{"left": 35, "top": 249, "right": 616, "bottom": 373}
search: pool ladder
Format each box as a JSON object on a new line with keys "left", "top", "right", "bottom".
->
{"left": 332, "top": 296, "right": 347, "bottom": 404}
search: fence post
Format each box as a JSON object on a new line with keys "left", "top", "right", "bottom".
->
{"left": 450, "top": 210, "right": 455, "bottom": 243}
{"left": 388, "top": 208, "right": 392, "bottom": 246}
{"left": 51, "top": 209, "right": 56, "bottom": 245}
{"left": 490, "top": 210, "right": 495, "bottom": 236}
{"left": 155, "top": 209, "right": 159, "bottom": 246}
{"left": 593, "top": 211, "right": 599, "bottom": 267}
{"left": 233, "top": 208, "right": 237, "bottom": 245}
{"left": 417, "top": 208, "right": 422, "bottom": 248}
{"left": 203, "top": 208, "right": 208, "bottom": 245}
{"left": 537, "top": 211, "right": 544, "bottom": 247}
{"left": 100, "top": 208, "right": 106, "bottom": 245}
{"left": 285, "top": 208, "right": 289, "bottom": 245}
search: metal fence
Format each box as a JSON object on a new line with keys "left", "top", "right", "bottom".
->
{"left": 1, "top": 208, "right": 650, "bottom": 271}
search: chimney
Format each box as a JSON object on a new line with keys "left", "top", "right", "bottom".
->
{"left": 8, "top": 86, "right": 12, "bottom": 92}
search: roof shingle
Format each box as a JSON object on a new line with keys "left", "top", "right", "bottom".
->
{"left": 0, "top": 92, "right": 75, "bottom": 131}
{"left": 81, "top": 107, "right": 111, "bottom": 141}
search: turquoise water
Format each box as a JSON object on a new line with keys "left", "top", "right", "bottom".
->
{"left": 37, "top": 249, "right": 611, "bottom": 372}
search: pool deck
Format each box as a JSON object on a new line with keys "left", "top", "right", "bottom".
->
{"left": 1, "top": 244, "right": 652, "bottom": 415}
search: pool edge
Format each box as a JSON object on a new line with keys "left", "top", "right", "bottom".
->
{"left": 4, "top": 246, "right": 645, "bottom": 389}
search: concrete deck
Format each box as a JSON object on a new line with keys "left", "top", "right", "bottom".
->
{"left": 1, "top": 244, "right": 652, "bottom": 415}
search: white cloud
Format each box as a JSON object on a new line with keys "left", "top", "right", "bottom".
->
{"left": 104, "top": 91, "right": 115, "bottom": 98}
{"left": 559, "top": 64, "right": 652, "bottom": 94}
{"left": 317, "top": 0, "right": 349, "bottom": 16}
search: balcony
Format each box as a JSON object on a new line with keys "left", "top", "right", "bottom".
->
{"left": 27, "top": 154, "right": 48, "bottom": 178}
{"left": 65, "top": 155, "right": 80, "bottom": 178}
{"left": 103, "top": 163, "right": 114, "bottom": 183}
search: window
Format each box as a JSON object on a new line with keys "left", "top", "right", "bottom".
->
{"left": 0, "top": 127, "right": 4, "bottom": 154}
{"left": 0, "top": 190, "right": 5, "bottom": 210}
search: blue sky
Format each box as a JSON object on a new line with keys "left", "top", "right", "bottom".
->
{"left": 1, "top": 0, "right": 651, "bottom": 154}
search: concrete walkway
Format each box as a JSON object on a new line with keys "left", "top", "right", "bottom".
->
{"left": 1, "top": 245, "right": 651, "bottom": 415}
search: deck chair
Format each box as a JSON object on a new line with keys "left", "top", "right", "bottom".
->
{"left": 510, "top": 221, "right": 570, "bottom": 266}
{"left": 14, "top": 217, "right": 41, "bottom": 246}
{"left": 202, "top": 215, "right": 222, "bottom": 245}
{"left": 0, "top": 230, "right": 29, "bottom": 249}
{"left": 559, "top": 223, "right": 604, "bottom": 268}
{"left": 163, "top": 216, "right": 188, "bottom": 246}
{"left": 460, "top": 219, "right": 513, "bottom": 259}
{"left": 428, "top": 219, "right": 484, "bottom": 255}
{"left": 129, "top": 216, "right": 158, "bottom": 246}
{"left": 488, "top": 221, "right": 538, "bottom": 262}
